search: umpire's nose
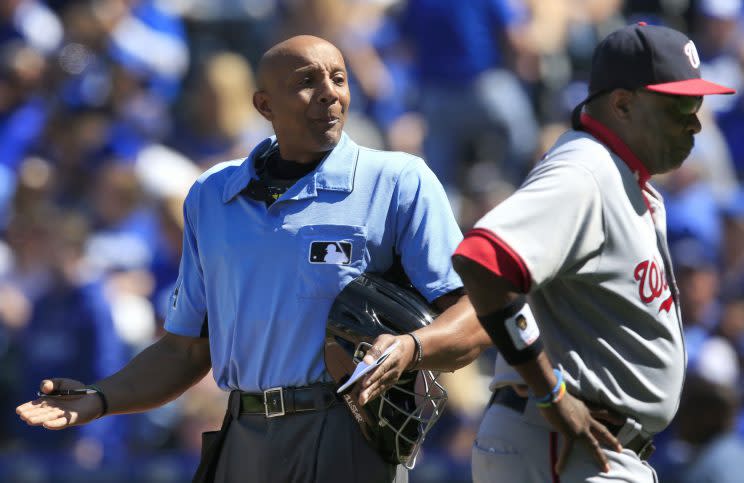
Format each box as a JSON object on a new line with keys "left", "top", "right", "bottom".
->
{"left": 317, "top": 76, "right": 339, "bottom": 106}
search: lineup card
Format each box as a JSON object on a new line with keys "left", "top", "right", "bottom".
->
{"left": 337, "top": 341, "right": 400, "bottom": 394}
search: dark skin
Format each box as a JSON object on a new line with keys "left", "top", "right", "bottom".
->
{"left": 15, "top": 35, "right": 485, "bottom": 433}
{"left": 586, "top": 88, "right": 702, "bottom": 175}
{"left": 16, "top": 36, "right": 355, "bottom": 429}
{"left": 366, "top": 88, "right": 706, "bottom": 474}
{"left": 250, "top": 36, "right": 491, "bottom": 408}
{"left": 252, "top": 35, "right": 350, "bottom": 164}
{"left": 455, "top": 90, "right": 704, "bottom": 473}
{"left": 451, "top": 258, "right": 623, "bottom": 474}
{"left": 359, "top": 292, "right": 491, "bottom": 406}
{"left": 16, "top": 333, "right": 211, "bottom": 429}
{"left": 15, "top": 36, "right": 354, "bottom": 430}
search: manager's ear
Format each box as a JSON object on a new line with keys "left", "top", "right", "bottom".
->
{"left": 608, "top": 89, "right": 634, "bottom": 121}
{"left": 253, "top": 90, "right": 273, "bottom": 121}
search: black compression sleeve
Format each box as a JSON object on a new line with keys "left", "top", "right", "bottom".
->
{"left": 477, "top": 296, "right": 543, "bottom": 365}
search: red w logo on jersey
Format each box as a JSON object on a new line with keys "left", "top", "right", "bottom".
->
{"left": 634, "top": 259, "right": 674, "bottom": 313}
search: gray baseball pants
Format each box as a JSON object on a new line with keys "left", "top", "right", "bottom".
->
{"left": 472, "top": 393, "right": 659, "bottom": 482}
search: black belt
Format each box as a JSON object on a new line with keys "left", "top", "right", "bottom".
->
{"left": 488, "top": 386, "right": 655, "bottom": 460}
{"left": 489, "top": 384, "right": 528, "bottom": 414}
{"left": 239, "top": 383, "right": 338, "bottom": 417}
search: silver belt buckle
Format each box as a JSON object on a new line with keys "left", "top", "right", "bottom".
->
{"left": 264, "top": 387, "right": 285, "bottom": 418}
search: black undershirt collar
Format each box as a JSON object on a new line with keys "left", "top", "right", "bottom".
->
{"left": 245, "top": 145, "right": 326, "bottom": 206}
{"left": 264, "top": 148, "right": 322, "bottom": 179}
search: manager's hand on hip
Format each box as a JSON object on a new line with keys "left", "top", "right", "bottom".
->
{"left": 358, "top": 333, "right": 416, "bottom": 406}
{"left": 16, "top": 378, "right": 103, "bottom": 430}
{"left": 539, "top": 391, "right": 623, "bottom": 474}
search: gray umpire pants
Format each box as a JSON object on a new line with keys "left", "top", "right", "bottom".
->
{"left": 211, "top": 391, "right": 407, "bottom": 483}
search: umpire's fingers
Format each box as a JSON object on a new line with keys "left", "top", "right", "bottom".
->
{"left": 361, "top": 334, "right": 396, "bottom": 366}
{"left": 18, "top": 406, "right": 55, "bottom": 425}
{"left": 39, "top": 379, "right": 58, "bottom": 395}
{"left": 358, "top": 381, "right": 380, "bottom": 406}
{"left": 25, "top": 408, "right": 66, "bottom": 426}
{"left": 43, "top": 411, "right": 75, "bottom": 430}
{"left": 39, "top": 378, "right": 79, "bottom": 394}
{"left": 359, "top": 362, "right": 393, "bottom": 406}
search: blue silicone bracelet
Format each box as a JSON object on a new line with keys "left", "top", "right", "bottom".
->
{"left": 534, "top": 369, "right": 564, "bottom": 405}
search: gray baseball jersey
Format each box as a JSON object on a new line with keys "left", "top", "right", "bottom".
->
{"left": 476, "top": 127, "right": 685, "bottom": 433}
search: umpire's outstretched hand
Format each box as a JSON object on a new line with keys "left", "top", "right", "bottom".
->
{"left": 16, "top": 378, "right": 103, "bottom": 430}
{"left": 539, "top": 391, "right": 623, "bottom": 474}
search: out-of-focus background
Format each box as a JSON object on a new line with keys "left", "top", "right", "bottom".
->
{"left": 0, "top": 0, "right": 743, "bottom": 481}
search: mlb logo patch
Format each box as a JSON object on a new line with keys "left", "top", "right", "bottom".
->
{"left": 309, "top": 241, "right": 352, "bottom": 265}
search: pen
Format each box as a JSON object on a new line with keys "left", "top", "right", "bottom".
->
{"left": 36, "top": 388, "right": 98, "bottom": 397}
{"left": 372, "top": 340, "right": 399, "bottom": 365}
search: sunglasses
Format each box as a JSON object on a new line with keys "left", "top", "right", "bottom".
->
{"left": 642, "top": 89, "right": 703, "bottom": 116}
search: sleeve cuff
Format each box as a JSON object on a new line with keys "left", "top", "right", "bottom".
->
{"left": 453, "top": 228, "right": 531, "bottom": 293}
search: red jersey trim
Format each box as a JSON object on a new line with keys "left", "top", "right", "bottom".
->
{"left": 453, "top": 228, "right": 532, "bottom": 293}
{"left": 579, "top": 112, "right": 650, "bottom": 187}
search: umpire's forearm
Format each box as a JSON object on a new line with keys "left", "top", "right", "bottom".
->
{"left": 94, "top": 332, "right": 212, "bottom": 415}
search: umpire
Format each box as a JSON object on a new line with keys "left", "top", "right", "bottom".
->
{"left": 15, "top": 36, "right": 479, "bottom": 483}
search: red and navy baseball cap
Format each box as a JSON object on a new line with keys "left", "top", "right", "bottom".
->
{"left": 573, "top": 22, "right": 735, "bottom": 125}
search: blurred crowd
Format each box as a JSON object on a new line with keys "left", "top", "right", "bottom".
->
{"left": 0, "top": 0, "right": 743, "bottom": 481}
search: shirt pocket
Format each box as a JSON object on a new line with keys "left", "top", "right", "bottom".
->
{"left": 297, "top": 225, "right": 367, "bottom": 299}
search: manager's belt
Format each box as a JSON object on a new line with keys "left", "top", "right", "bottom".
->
{"left": 488, "top": 386, "right": 655, "bottom": 461}
{"left": 239, "top": 383, "right": 338, "bottom": 418}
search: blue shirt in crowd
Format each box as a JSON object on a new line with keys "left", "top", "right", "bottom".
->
{"left": 165, "top": 132, "right": 463, "bottom": 392}
{"left": 399, "top": 0, "right": 527, "bottom": 85}
{"left": 12, "top": 280, "right": 129, "bottom": 453}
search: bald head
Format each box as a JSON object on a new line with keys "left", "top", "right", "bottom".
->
{"left": 256, "top": 36, "right": 343, "bottom": 91}
{"left": 252, "top": 35, "right": 350, "bottom": 163}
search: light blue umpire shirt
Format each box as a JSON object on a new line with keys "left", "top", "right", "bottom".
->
{"left": 164, "top": 132, "right": 463, "bottom": 392}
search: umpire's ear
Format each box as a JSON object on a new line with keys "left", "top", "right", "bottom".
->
{"left": 253, "top": 90, "right": 273, "bottom": 121}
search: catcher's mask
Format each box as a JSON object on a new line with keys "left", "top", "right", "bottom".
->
{"left": 324, "top": 273, "right": 448, "bottom": 469}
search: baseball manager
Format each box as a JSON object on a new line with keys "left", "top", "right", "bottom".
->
{"left": 452, "top": 23, "right": 736, "bottom": 482}
{"left": 362, "top": 22, "right": 737, "bottom": 483}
